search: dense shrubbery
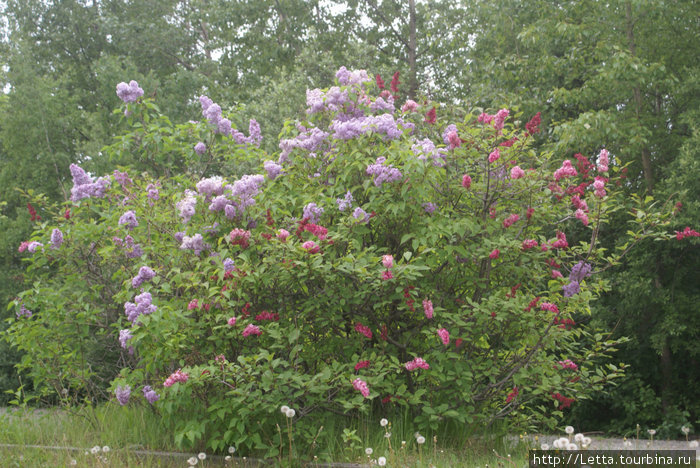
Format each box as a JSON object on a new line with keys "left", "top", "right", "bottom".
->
{"left": 6, "top": 69, "right": 677, "bottom": 457}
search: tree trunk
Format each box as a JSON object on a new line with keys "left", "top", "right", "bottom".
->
{"left": 408, "top": 0, "right": 418, "bottom": 100}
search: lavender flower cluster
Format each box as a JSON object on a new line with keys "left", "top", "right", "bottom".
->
{"left": 113, "top": 235, "right": 143, "bottom": 258}
{"left": 563, "top": 261, "right": 592, "bottom": 297}
{"left": 180, "top": 233, "right": 208, "bottom": 255}
{"left": 69, "top": 164, "right": 111, "bottom": 202}
{"left": 119, "top": 329, "right": 134, "bottom": 354}
{"left": 366, "top": 157, "right": 402, "bottom": 187}
{"left": 176, "top": 190, "right": 197, "bottom": 223}
{"left": 50, "top": 229, "right": 63, "bottom": 249}
{"left": 336, "top": 191, "right": 353, "bottom": 211}
{"left": 118, "top": 210, "right": 139, "bottom": 230}
{"left": 412, "top": 138, "right": 447, "bottom": 167}
{"left": 116, "top": 81, "right": 144, "bottom": 103}
{"left": 303, "top": 202, "right": 324, "bottom": 224}
{"left": 124, "top": 291, "right": 157, "bottom": 323}
{"left": 199, "top": 95, "right": 262, "bottom": 146}
{"left": 131, "top": 266, "right": 156, "bottom": 288}
{"left": 278, "top": 126, "right": 329, "bottom": 163}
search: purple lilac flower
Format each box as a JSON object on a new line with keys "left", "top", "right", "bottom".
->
{"left": 278, "top": 127, "right": 329, "bottom": 163}
{"left": 423, "top": 202, "right": 437, "bottom": 214}
{"left": 248, "top": 119, "right": 262, "bottom": 146}
{"left": 412, "top": 138, "right": 447, "bottom": 167}
{"left": 122, "top": 235, "right": 143, "bottom": 258}
{"left": 27, "top": 241, "right": 43, "bottom": 253}
{"left": 119, "top": 329, "right": 134, "bottom": 354}
{"left": 174, "top": 232, "right": 185, "bottom": 243}
{"left": 223, "top": 257, "right": 235, "bottom": 272}
{"left": 118, "top": 211, "right": 139, "bottom": 230}
{"left": 113, "top": 170, "right": 132, "bottom": 187}
{"left": 176, "top": 190, "right": 197, "bottom": 223}
{"left": 570, "top": 261, "right": 592, "bottom": 283}
{"left": 330, "top": 118, "right": 366, "bottom": 140}
{"left": 131, "top": 266, "right": 156, "bottom": 288}
{"left": 336, "top": 191, "right": 353, "bottom": 211}
{"left": 325, "top": 86, "right": 348, "bottom": 111}
{"left": 180, "top": 233, "right": 207, "bottom": 255}
{"left": 366, "top": 157, "right": 403, "bottom": 187}
{"left": 194, "top": 142, "right": 206, "bottom": 155}
{"left": 353, "top": 207, "right": 369, "bottom": 223}
{"left": 16, "top": 304, "right": 32, "bottom": 319}
{"left": 146, "top": 184, "right": 159, "bottom": 201}
{"left": 115, "top": 385, "right": 131, "bottom": 405}
{"left": 209, "top": 195, "right": 231, "bottom": 212}
{"left": 370, "top": 96, "right": 395, "bottom": 112}
{"left": 50, "top": 228, "right": 63, "bottom": 249}
{"left": 224, "top": 205, "right": 237, "bottom": 220}
{"left": 196, "top": 176, "right": 226, "bottom": 197}
{"left": 124, "top": 291, "right": 157, "bottom": 323}
{"left": 303, "top": 203, "right": 324, "bottom": 224}
{"left": 562, "top": 281, "right": 581, "bottom": 298}
{"left": 335, "top": 67, "right": 370, "bottom": 86}
{"left": 69, "top": 164, "right": 111, "bottom": 202}
{"left": 142, "top": 386, "right": 159, "bottom": 404}
{"left": 229, "top": 174, "right": 265, "bottom": 213}
{"left": 306, "top": 89, "right": 326, "bottom": 114}
{"left": 203, "top": 223, "right": 219, "bottom": 235}
{"left": 116, "top": 81, "right": 144, "bottom": 103}
{"left": 264, "top": 160, "right": 283, "bottom": 180}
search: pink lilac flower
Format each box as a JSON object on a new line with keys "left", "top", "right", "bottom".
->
{"left": 493, "top": 108, "right": 509, "bottom": 132}
{"left": 188, "top": 299, "right": 199, "bottom": 310}
{"left": 336, "top": 191, "right": 353, "bottom": 211}
{"left": 571, "top": 195, "right": 588, "bottom": 212}
{"left": 355, "top": 360, "right": 370, "bottom": 371}
{"left": 552, "top": 231, "right": 568, "bottom": 249}
{"left": 575, "top": 209, "right": 589, "bottom": 226}
{"left": 402, "top": 99, "right": 418, "bottom": 112}
{"left": 163, "top": 369, "right": 189, "bottom": 387}
{"left": 115, "top": 385, "right": 131, "bottom": 405}
{"left": 229, "top": 228, "right": 251, "bottom": 248}
{"left": 194, "top": 142, "right": 206, "bottom": 155}
{"left": 355, "top": 323, "right": 373, "bottom": 339}
{"left": 522, "top": 239, "right": 538, "bottom": 250}
{"left": 462, "top": 174, "right": 472, "bottom": 189}
{"left": 404, "top": 357, "right": 429, "bottom": 371}
{"left": 558, "top": 359, "right": 578, "bottom": 370}
{"left": 304, "top": 223, "right": 328, "bottom": 239}
{"left": 503, "top": 214, "right": 519, "bottom": 228}
{"left": 489, "top": 249, "right": 500, "bottom": 259}
{"left": 277, "top": 229, "right": 290, "bottom": 241}
{"left": 477, "top": 112, "right": 494, "bottom": 124}
{"left": 382, "top": 270, "right": 393, "bottom": 280}
{"left": 302, "top": 240, "right": 320, "bottom": 254}
{"left": 131, "top": 266, "right": 156, "bottom": 288}
{"left": 50, "top": 229, "right": 63, "bottom": 249}
{"left": 242, "top": 324, "right": 262, "bottom": 337}
{"left": 227, "top": 317, "right": 237, "bottom": 326}
{"left": 437, "top": 328, "right": 450, "bottom": 346}
{"left": 116, "top": 80, "right": 143, "bottom": 103}
{"left": 142, "top": 386, "right": 159, "bottom": 404}
{"left": 554, "top": 160, "right": 578, "bottom": 181}
{"left": 382, "top": 255, "right": 394, "bottom": 269}
{"left": 442, "top": 124, "right": 460, "bottom": 149}
{"left": 593, "top": 176, "right": 606, "bottom": 198}
{"left": 552, "top": 270, "right": 564, "bottom": 279}
{"left": 510, "top": 166, "right": 525, "bottom": 179}
{"left": 675, "top": 226, "right": 700, "bottom": 240}
{"left": 597, "top": 149, "right": 609, "bottom": 172}
{"left": 423, "top": 300, "right": 434, "bottom": 319}
{"left": 255, "top": 311, "right": 279, "bottom": 321}
{"left": 540, "top": 302, "right": 559, "bottom": 314}
{"left": 488, "top": 149, "right": 500, "bottom": 163}
{"left": 424, "top": 107, "right": 436, "bottom": 124}
{"left": 18, "top": 241, "right": 29, "bottom": 253}
{"left": 525, "top": 112, "right": 541, "bottom": 135}
{"left": 353, "top": 378, "right": 370, "bottom": 398}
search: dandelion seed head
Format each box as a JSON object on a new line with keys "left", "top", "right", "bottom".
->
{"left": 565, "top": 426, "right": 575, "bottom": 434}
{"left": 378, "top": 456, "right": 387, "bottom": 466}
{"left": 365, "top": 447, "right": 373, "bottom": 455}
{"left": 417, "top": 435, "right": 426, "bottom": 444}
{"left": 285, "top": 408, "right": 296, "bottom": 418}
{"left": 198, "top": 452, "right": 206, "bottom": 460}
{"left": 380, "top": 418, "right": 388, "bottom": 427}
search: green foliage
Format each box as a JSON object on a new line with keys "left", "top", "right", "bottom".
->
{"left": 5, "top": 73, "right": 674, "bottom": 459}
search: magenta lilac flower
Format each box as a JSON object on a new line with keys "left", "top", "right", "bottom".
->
{"left": 302, "top": 240, "right": 320, "bottom": 254}
{"left": 404, "top": 357, "right": 430, "bottom": 371}
{"left": 115, "top": 385, "right": 131, "bottom": 405}
{"left": 163, "top": 369, "right": 189, "bottom": 387}
{"left": 503, "top": 214, "right": 519, "bottom": 228}
{"left": 423, "top": 300, "right": 433, "bottom": 319}
{"left": 50, "top": 228, "right": 63, "bottom": 249}
{"left": 597, "top": 149, "right": 609, "bottom": 172}
{"left": 382, "top": 255, "right": 394, "bottom": 269}
{"left": 488, "top": 149, "right": 500, "bottom": 163}
{"left": 522, "top": 239, "right": 538, "bottom": 250}
{"left": 540, "top": 302, "right": 559, "bottom": 314}
{"left": 355, "top": 323, "right": 373, "bottom": 339}
{"left": 242, "top": 324, "right": 262, "bottom": 337}
{"left": 118, "top": 211, "right": 139, "bottom": 230}
{"left": 493, "top": 108, "right": 509, "bottom": 132}
{"left": 131, "top": 266, "right": 156, "bottom": 288}
{"left": 593, "top": 176, "right": 606, "bottom": 198}
{"left": 554, "top": 160, "right": 578, "bottom": 181}
{"left": 277, "top": 229, "right": 290, "bottom": 241}
{"left": 575, "top": 208, "right": 589, "bottom": 225}
{"left": 510, "top": 166, "right": 525, "bottom": 179}
{"left": 352, "top": 378, "right": 370, "bottom": 398}
{"left": 227, "top": 316, "right": 237, "bottom": 326}
{"left": 557, "top": 359, "right": 578, "bottom": 370}
{"left": 489, "top": 249, "right": 500, "bottom": 259}
{"left": 437, "top": 328, "right": 450, "bottom": 346}
{"left": 142, "top": 385, "right": 160, "bottom": 404}
{"left": 116, "top": 80, "right": 144, "bottom": 103}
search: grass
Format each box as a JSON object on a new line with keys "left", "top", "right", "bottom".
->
{"left": 0, "top": 405, "right": 532, "bottom": 467}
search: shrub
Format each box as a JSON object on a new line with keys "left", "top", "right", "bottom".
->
{"left": 6, "top": 69, "right": 675, "bottom": 457}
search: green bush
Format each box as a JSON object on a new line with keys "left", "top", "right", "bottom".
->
{"left": 5, "top": 69, "right": 674, "bottom": 457}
